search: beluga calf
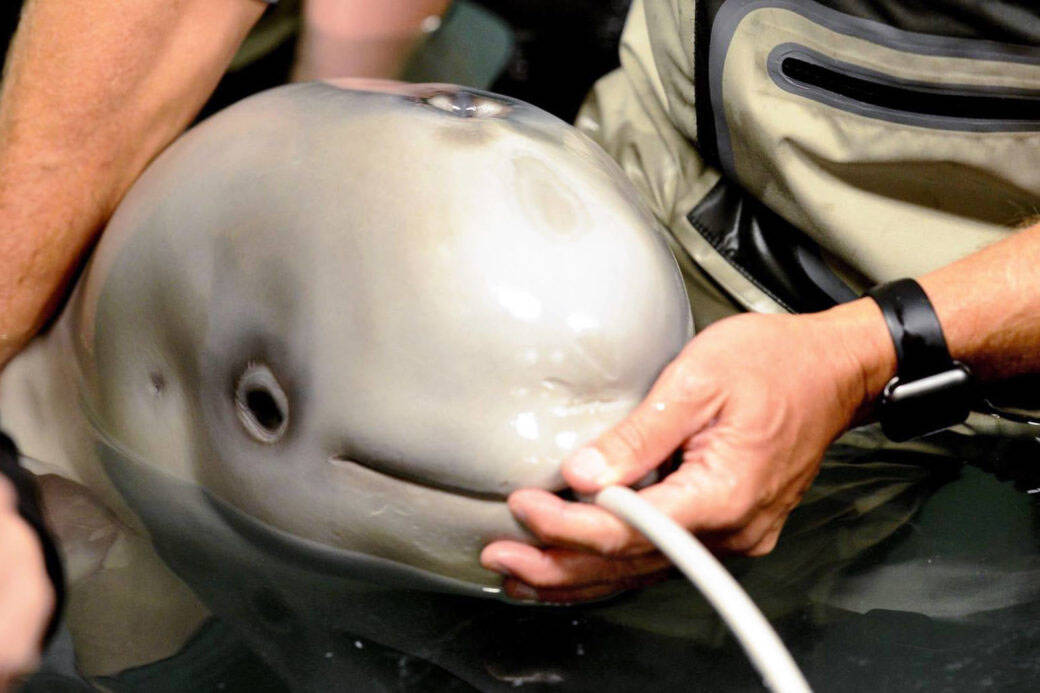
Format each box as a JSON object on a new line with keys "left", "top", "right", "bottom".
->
{"left": 0, "top": 80, "right": 693, "bottom": 681}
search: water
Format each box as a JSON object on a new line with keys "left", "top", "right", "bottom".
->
{"left": 20, "top": 460, "right": 1040, "bottom": 692}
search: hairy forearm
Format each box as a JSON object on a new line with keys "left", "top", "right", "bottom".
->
{"left": 819, "top": 222, "right": 1040, "bottom": 414}
{"left": 919, "top": 223, "right": 1040, "bottom": 382}
{"left": 0, "top": 0, "right": 264, "bottom": 365}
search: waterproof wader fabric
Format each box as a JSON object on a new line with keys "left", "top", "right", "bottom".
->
{"left": 579, "top": 0, "right": 1040, "bottom": 322}
{"left": 577, "top": 0, "right": 1040, "bottom": 611}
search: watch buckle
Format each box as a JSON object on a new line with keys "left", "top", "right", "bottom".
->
{"left": 880, "top": 363, "right": 975, "bottom": 441}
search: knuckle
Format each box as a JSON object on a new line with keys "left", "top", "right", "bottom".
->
{"left": 747, "top": 533, "right": 781, "bottom": 557}
{"left": 758, "top": 478, "right": 784, "bottom": 508}
{"left": 668, "top": 360, "right": 712, "bottom": 400}
{"left": 597, "top": 532, "right": 634, "bottom": 559}
{"left": 531, "top": 522, "right": 570, "bottom": 547}
{"left": 525, "top": 553, "right": 577, "bottom": 589}
{"left": 607, "top": 419, "right": 648, "bottom": 462}
{"left": 782, "top": 488, "right": 807, "bottom": 514}
{"left": 529, "top": 519, "right": 592, "bottom": 556}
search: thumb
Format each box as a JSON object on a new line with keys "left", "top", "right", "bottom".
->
{"left": 562, "top": 369, "right": 723, "bottom": 494}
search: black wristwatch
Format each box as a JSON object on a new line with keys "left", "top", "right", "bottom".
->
{"left": 866, "top": 279, "right": 977, "bottom": 442}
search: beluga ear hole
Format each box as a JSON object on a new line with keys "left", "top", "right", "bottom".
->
{"left": 422, "top": 90, "right": 511, "bottom": 119}
{"left": 234, "top": 362, "right": 289, "bottom": 444}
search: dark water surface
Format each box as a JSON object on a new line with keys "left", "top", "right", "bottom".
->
{"left": 21, "top": 462, "right": 1040, "bottom": 692}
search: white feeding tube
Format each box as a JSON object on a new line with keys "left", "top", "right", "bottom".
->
{"left": 594, "top": 486, "right": 812, "bottom": 693}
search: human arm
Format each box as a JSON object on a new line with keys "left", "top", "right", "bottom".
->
{"left": 292, "top": 0, "right": 452, "bottom": 81}
{"left": 482, "top": 222, "right": 1040, "bottom": 602}
{"left": 0, "top": 0, "right": 266, "bottom": 680}
{"left": 0, "top": 0, "right": 267, "bottom": 368}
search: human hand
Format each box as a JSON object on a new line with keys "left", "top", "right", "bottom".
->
{"left": 0, "top": 478, "right": 54, "bottom": 692}
{"left": 482, "top": 300, "right": 895, "bottom": 602}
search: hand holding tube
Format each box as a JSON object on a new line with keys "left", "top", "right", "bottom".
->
{"left": 482, "top": 300, "right": 895, "bottom": 601}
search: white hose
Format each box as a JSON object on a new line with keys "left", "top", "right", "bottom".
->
{"left": 594, "top": 485, "right": 812, "bottom": 693}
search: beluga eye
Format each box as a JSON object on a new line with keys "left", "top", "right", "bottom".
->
{"left": 422, "top": 90, "right": 511, "bottom": 119}
{"left": 234, "top": 362, "right": 289, "bottom": 443}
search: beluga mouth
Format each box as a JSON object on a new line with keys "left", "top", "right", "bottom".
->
{"left": 326, "top": 453, "right": 532, "bottom": 502}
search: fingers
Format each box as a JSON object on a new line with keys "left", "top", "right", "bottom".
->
{"left": 509, "top": 454, "right": 762, "bottom": 560}
{"left": 562, "top": 356, "right": 725, "bottom": 495}
{"left": 481, "top": 540, "right": 671, "bottom": 589}
{"left": 494, "top": 449, "right": 799, "bottom": 601}
{"left": 706, "top": 512, "right": 786, "bottom": 556}
{"left": 641, "top": 460, "right": 756, "bottom": 535}
{"left": 746, "top": 528, "right": 782, "bottom": 557}
{"left": 505, "top": 489, "right": 654, "bottom": 557}
{"left": 0, "top": 512, "right": 53, "bottom": 689}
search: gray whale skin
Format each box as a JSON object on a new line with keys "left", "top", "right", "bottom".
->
{"left": 0, "top": 80, "right": 692, "bottom": 676}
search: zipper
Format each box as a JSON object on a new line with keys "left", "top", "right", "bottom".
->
{"left": 769, "top": 44, "right": 1040, "bottom": 130}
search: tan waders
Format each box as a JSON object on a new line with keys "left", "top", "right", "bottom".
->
{"left": 578, "top": 0, "right": 1040, "bottom": 620}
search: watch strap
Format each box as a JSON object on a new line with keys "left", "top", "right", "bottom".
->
{"left": 867, "top": 279, "right": 953, "bottom": 380}
{"left": 866, "top": 279, "right": 975, "bottom": 441}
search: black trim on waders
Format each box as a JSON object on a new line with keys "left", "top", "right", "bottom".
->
{"left": 768, "top": 44, "right": 1040, "bottom": 131}
{"left": 695, "top": 0, "right": 1040, "bottom": 177}
{"left": 693, "top": 0, "right": 727, "bottom": 168}
{"left": 686, "top": 178, "right": 858, "bottom": 313}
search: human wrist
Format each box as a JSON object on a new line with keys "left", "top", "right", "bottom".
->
{"left": 808, "top": 297, "right": 898, "bottom": 424}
